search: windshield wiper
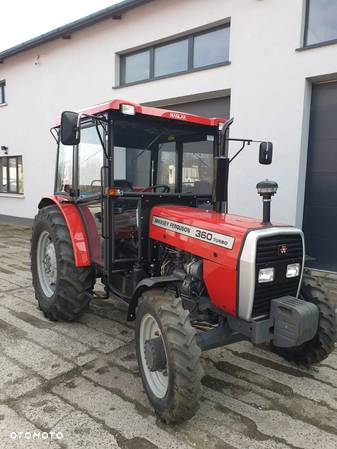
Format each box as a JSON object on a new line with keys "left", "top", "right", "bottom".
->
{"left": 132, "top": 131, "right": 167, "bottom": 162}
{"left": 192, "top": 152, "right": 209, "bottom": 168}
{"left": 146, "top": 131, "right": 166, "bottom": 150}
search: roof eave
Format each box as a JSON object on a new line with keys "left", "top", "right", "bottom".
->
{"left": 0, "top": 0, "right": 152, "bottom": 62}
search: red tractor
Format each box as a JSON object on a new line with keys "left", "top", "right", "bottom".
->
{"left": 31, "top": 99, "right": 336, "bottom": 423}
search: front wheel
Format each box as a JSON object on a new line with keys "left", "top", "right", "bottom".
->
{"left": 31, "top": 205, "right": 95, "bottom": 321}
{"left": 135, "top": 290, "right": 203, "bottom": 424}
{"left": 273, "top": 274, "right": 336, "bottom": 366}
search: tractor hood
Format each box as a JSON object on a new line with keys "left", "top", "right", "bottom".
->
{"left": 149, "top": 205, "right": 286, "bottom": 271}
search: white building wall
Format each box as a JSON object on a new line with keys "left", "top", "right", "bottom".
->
{"left": 0, "top": 0, "right": 337, "bottom": 224}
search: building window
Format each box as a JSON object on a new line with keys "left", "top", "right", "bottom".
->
{"left": 0, "top": 80, "right": 5, "bottom": 104}
{"left": 305, "top": 0, "right": 337, "bottom": 46}
{"left": 120, "top": 24, "right": 230, "bottom": 85}
{"left": 194, "top": 27, "right": 230, "bottom": 68}
{"left": 0, "top": 156, "right": 24, "bottom": 194}
{"left": 122, "top": 50, "right": 150, "bottom": 84}
{"left": 154, "top": 39, "right": 189, "bottom": 77}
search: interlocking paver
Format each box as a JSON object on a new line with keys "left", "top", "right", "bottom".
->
{"left": 0, "top": 222, "right": 337, "bottom": 449}
{"left": 0, "top": 404, "right": 60, "bottom": 449}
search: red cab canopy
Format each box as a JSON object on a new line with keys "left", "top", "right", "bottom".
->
{"left": 55, "top": 99, "right": 226, "bottom": 127}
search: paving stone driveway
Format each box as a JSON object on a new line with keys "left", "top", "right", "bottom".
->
{"left": 0, "top": 222, "right": 337, "bottom": 449}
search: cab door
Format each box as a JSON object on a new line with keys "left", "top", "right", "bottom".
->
{"left": 76, "top": 121, "right": 105, "bottom": 267}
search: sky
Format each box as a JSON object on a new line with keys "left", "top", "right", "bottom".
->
{"left": 0, "top": 0, "right": 122, "bottom": 52}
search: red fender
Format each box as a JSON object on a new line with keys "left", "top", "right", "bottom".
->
{"left": 38, "top": 196, "right": 91, "bottom": 267}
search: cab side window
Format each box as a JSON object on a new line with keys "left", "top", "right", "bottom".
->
{"left": 182, "top": 140, "right": 213, "bottom": 194}
{"left": 56, "top": 143, "right": 73, "bottom": 193}
{"left": 78, "top": 124, "right": 104, "bottom": 196}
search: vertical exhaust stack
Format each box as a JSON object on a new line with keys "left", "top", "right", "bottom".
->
{"left": 213, "top": 157, "right": 230, "bottom": 214}
{"left": 256, "top": 180, "right": 278, "bottom": 224}
{"left": 213, "top": 118, "right": 234, "bottom": 214}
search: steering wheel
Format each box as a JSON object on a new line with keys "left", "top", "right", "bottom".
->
{"left": 142, "top": 184, "right": 170, "bottom": 193}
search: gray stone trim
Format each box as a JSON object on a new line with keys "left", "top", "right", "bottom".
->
{"left": 0, "top": 214, "right": 33, "bottom": 227}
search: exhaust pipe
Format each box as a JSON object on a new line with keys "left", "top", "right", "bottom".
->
{"left": 213, "top": 157, "right": 230, "bottom": 214}
{"left": 256, "top": 179, "right": 278, "bottom": 224}
{"left": 213, "top": 118, "right": 234, "bottom": 214}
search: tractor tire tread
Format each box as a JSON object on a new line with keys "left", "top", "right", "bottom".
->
{"left": 273, "top": 274, "right": 336, "bottom": 366}
{"left": 31, "top": 205, "right": 95, "bottom": 321}
{"left": 136, "top": 289, "right": 202, "bottom": 424}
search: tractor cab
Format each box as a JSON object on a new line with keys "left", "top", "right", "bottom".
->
{"left": 53, "top": 100, "right": 223, "bottom": 284}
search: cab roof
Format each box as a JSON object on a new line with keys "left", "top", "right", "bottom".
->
{"left": 55, "top": 99, "right": 226, "bottom": 127}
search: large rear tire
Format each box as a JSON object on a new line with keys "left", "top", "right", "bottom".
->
{"left": 135, "top": 290, "right": 203, "bottom": 424}
{"left": 273, "top": 275, "right": 336, "bottom": 366}
{"left": 31, "top": 205, "right": 95, "bottom": 321}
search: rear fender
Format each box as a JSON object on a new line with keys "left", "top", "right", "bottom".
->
{"left": 38, "top": 196, "right": 91, "bottom": 267}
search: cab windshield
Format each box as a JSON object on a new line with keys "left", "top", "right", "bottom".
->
{"left": 55, "top": 113, "right": 217, "bottom": 196}
{"left": 112, "top": 115, "right": 216, "bottom": 194}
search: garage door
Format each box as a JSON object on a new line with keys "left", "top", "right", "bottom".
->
{"left": 163, "top": 96, "right": 230, "bottom": 119}
{"left": 303, "top": 82, "right": 337, "bottom": 272}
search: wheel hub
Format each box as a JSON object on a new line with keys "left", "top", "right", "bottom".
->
{"left": 139, "top": 313, "right": 169, "bottom": 398}
{"left": 37, "top": 231, "right": 57, "bottom": 297}
{"left": 144, "top": 337, "right": 166, "bottom": 372}
{"left": 44, "top": 242, "right": 57, "bottom": 282}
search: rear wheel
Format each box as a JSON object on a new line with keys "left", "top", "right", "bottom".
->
{"left": 31, "top": 205, "right": 95, "bottom": 321}
{"left": 135, "top": 290, "right": 203, "bottom": 424}
{"left": 273, "top": 275, "right": 336, "bottom": 366}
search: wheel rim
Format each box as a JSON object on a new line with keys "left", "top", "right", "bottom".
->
{"left": 139, "top": 313, "right": 169, "bottom": 399}
{"left": 36, "top": 230, "right": 57, "bottom": 298}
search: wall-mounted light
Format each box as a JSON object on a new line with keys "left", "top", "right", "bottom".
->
{"left": 1, "top": 145, "right": 8, "bottom": 154}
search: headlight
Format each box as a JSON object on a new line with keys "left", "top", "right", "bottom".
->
{"left": 286, "top": 263, "right": 300, "bottom": 278}
{"left": 258, "top": 267, "right": 274, "bottom": 283}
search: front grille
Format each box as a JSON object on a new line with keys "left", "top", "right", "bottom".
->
{"left": 255, "top": 234, "right": 303, "bottom": 264}
{"left": 252, "top": 233, "right": 303, "bottom": 317}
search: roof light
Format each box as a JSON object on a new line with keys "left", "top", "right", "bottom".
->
{"left": 120, "top": 104, "right": 136, "bottom": 115}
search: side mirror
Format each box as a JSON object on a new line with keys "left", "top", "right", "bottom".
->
{"left": 60, "top": 111, "right": 80, "bottom": 145}
{"left": 259, "top": 141, "right": 273, "bottom": 165}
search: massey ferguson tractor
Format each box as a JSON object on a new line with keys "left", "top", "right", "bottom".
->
{"left": 31, "top": 99, "right": 336, "bottom": 424}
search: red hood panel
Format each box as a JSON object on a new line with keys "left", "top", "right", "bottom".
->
{"left": 151, "top": 205, "right": 267, "bottom": 232}
{"left": 149, "top": 204, "right": 290, "bottom": 316}
{"left": 150, "top": 205, "right": 269, "bottom": 269}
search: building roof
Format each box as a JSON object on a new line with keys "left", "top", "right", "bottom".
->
{"left": 0, "top": 0, "right": 152, "bottom": 62}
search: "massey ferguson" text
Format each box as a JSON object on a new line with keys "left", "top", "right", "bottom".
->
{"left": 152, "top": 216, "right": 235, "bottom": 249}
